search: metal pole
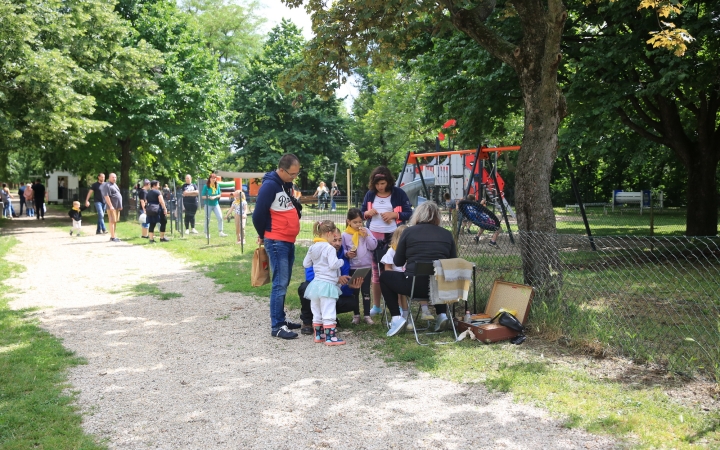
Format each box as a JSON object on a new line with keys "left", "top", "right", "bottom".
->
{"left": 330, "top": 162, "right": 337, "bottom": 211}
{"left": 398, "top": 152, "right": 411, "bottom": 187}
{"left": 347, "top": 168, "right": 351, "bottom": 210}
{"left": 564, "top": 154, "right": 596, "bottom": 251}
{"left": 464, "top": 144, "right": 482, "bottom": 198}
{"left": 489, "top": 154, "right": 514, "bottom": 244}
{"left": 416, "top": 162, "right": 430, "bottom": 201}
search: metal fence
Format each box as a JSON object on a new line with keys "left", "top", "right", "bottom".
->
{"left": 287, "top": 204, "right": 720, "bottom": 380}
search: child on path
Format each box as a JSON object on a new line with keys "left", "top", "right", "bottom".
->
{"left": 226, "top": 190, "right": 248, "bottom": 245}
{"left": 68, "top": 201, "right": 89, "bottom": 236}
{"left": 1, "top": 184, "right": 12, "bottom": 219}
{"left": 380, "top": 225, "right": 409, "bottom": 323}
{"left": 303, "top": 220, "right": 347, "bottom": 346}
{"left": 342, "top": 208, "right": 378, "bottom": 325}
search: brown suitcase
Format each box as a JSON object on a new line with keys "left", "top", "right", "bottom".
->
{"left": 455, "top": 280, "right": 534, "bottom": 344}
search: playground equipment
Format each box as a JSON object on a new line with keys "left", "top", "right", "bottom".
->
{"left": 397, "top": 144, "right": 520, "bottom": 243}
{"left": 612, "top": 190, "right": 663, "bottom": 213}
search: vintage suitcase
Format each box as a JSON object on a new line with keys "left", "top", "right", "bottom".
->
{"left": 455, "top": 280, "right": 534, "bottom": 344}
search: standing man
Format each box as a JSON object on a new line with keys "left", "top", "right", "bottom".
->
{"left": 253, "top": 154, "right": 303, "bottom": 340}
{"left": 18, "top": 183, "right": 26, "bottom": 216}
{"left": 101, "top": 173, "right": 123, "bottom": 242}
{"left": 138, "top": 179, "right": 150, "bottom": 239}
{"left": 32, "top": 179, "right": 45, "bottom": 220}
{"left": 85, "top": 173, "right": 107, "bottom": 234}
{"left": 181, "top": 174, "right": 199, "bottom": 234}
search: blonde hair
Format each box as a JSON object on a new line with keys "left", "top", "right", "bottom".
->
{"left": 72, "top": 201, "right": 80, "bottom": 208}
{"left": 390, "top": 225, "right": 407, "bottom": 248}
{"left": 313, "top": 220, "right": 336, "bottom": 237}
{"left": 408, "top": 201, "right": 441, "bottom": 226}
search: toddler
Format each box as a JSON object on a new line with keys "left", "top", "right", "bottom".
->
{"left": 68, "top": 201, "right": 89, "bottom": 236}
{"left": 303, "top": 220, "right": 346, "bottom": 346}
{"left": 226, "top": 190, "right": 248, "bottom": 244}
{"left": 342, "top": 208, "right": 377, "bottom": 325}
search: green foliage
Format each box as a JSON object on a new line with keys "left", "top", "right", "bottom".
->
{"left": 231, "top": 20, "right": 347, "bottom": 188}
{"left": 0, "top": 236, "right": 103, "bottom": 449}
{"left": 179, "top": 0, "right": 265, "bottom": 77}
{"left": 346, "top": 68, "right": 435, "bottom": 188}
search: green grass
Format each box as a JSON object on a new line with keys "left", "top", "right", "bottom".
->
{"left": 367, "top": 326, "right": 720, "bottom": 449}
{"left": 0, "top": 236, "right": 104, "bottom": 450}
{"left": 74, "top": 209, "right": 720, "bottom": 448}
{"left": 110, "top": 283, "right": 182, "bottom": 301}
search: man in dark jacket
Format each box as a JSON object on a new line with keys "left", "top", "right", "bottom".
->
{"left": 32, "top": 179, "right": 46, "bottom": 220}
{"left": 18, "top": 183, "right": 26, "bottom": 216}
{"left": 253, "top": 153, "right": 302, "bottom": 340}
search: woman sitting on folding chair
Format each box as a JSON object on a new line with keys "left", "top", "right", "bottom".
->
{"left": 380, "top": 201, "right": 457, "bottom": 337}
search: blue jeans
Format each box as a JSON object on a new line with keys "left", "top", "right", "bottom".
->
{"left": 2, "top": 203, "right": 11, "bottom": 218}
{"left": 264, "top": 238, "right": 295, "bottom": 331}
{"left": 95, "top": 202, "right": 107, "bottom": 233}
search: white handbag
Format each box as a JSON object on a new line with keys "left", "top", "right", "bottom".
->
{"left": 138, "top": 212, "right": 147, "bottom": 224}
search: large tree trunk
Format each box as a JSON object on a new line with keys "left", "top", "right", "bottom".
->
{"left": 453, "top": 0, "right": 567, "bottom": 291}
{"left": 119, "top": 137, "right": 132, "bottom": 220}
{"left": 685, "top": 145, "right": 718, "bottom": 236}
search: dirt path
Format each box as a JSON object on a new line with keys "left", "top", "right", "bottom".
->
{"left": 3, "top": 217, "right": 618, "bottom": 449}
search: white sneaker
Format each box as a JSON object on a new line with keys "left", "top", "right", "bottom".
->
{"left": 387, "top": 316, "right": 407, "bottom": 337}
{"left": 219, "top": 232, "right": 228, "bottom": 237}
{"left": 433, "top": 313, "right": 449, "bottom": 332}
{"left": 419, "top": 311, "right": 435, "bottom": 321}
{"left": 190, "top": 228, "right": 198, "bottom": 234}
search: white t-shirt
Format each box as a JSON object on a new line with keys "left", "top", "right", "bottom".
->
{"left": 380, "top": 247, "right": 404, "bottom": 272}
{"left": 369, "top": 194, "right": 397, "bottom": 233}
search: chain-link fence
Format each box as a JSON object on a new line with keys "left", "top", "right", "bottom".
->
{"left": 455, "top": 229, "right": 720, "bottom": 380}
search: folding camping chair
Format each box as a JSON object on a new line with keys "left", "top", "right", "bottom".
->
{"left": 405, "top": 261, "right": 459, "bottom": 346}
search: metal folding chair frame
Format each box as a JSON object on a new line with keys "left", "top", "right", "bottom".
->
{"left": 405, "top": 261, "right": 459, "bottom": 346}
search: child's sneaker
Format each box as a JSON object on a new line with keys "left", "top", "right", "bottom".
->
{"left": 324, "top": 327, "right": 345, "bottom": 346}
{"left": 69, "top": 231, "right": 73, "bottom": 236}
{"left": 369, "top": 306, "right": 383, "bottom": 317}
{"left": 488, "top": 241, "right": 498, "bottom": 248}
{"left": 419, "top": 311, "right": 435, "bottom": 321}
{"left": 351, "top": 315, "right": 361, "bottom": 325}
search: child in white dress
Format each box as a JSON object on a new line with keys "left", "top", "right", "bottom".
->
{"left": 303, "top": 220, "right": 346, "bottom": 346}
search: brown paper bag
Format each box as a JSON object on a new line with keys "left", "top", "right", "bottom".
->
{"left": 251, "top": 245, "right": 270, "bottom": 287}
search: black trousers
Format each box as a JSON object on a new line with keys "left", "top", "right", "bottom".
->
{"left": 379, "top": 271, "right": 447, "bottom": 317}
{"left": 34, "top": 199, "right": 44, "bottom": 218}
{"left": 149, "top": 213, "right": 167, "bottom": 233}
{"left": 298, "top": 281, "right": 356, "bottom": 325}
{"left": 350, "top": 268, "right": 371, "bottom": 316}
{"left": 19, "top": 198, "right": 25, "bottom": 216}
{"left": 184, "top": 206, "right": 196, "bottom": 229}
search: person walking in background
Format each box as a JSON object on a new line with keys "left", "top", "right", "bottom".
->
{"left": 101, "top": 173, "right": 122, "bottom": 242}
{"left": 138, "top": 179, "right": 150, "bottom": 239}
{"left": 18, "top": 183, "right": 26, "bottom": 216}
{"left": 68, "top": 201, "right": 89, "bottom": 236}
{"left": 85, "top": 173, "right": 106, "bottom": 234}
{"left": 24, "top": 183, "right": 34, "bottom": 217}
{"left": 253, "top": 153, "right": 303, "bottom": 340}
{"left": 32, "top": 179, "right": 45, "bottom": 220}
{"left": 201, "top": 173, "right": 227, "bottom": 237}
{"left": 330, "top": 182, "right": 340, "bottom": 212}
{"left": 313, "top": 181, "right": 329, "bottom": 211}
{"left": 146, "top": 180, "right": 170, "bottom": 243}
{"left": 181, "top": 174, "right": 200, "bottom": 234}
{"left": 226, "top": 190, "right": 248, "bottom": 245}
{"left": 1, "top": 184, "right": 13, "bottom": 219}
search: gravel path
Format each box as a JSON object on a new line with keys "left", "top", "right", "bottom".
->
{"left": 4, "top": 217, "right": 618, "bottom": 449}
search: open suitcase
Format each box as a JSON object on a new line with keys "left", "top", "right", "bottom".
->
{"left": 455, "top": 280, "right": 534, "bottom": 344}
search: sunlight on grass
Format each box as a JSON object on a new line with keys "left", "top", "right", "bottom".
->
{"left": 0, "top": 236, "right": 104, "bottom": 449}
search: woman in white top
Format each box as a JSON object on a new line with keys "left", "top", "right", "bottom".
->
{"left": 360, "top": 166, "right": 413, "bottom": 316}
{"left": 313, "top": 181, "right": 329, "bottom": 210}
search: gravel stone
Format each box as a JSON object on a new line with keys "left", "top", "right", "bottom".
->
{"left": 5, "top": 222, "right": 619, "bottom": 449}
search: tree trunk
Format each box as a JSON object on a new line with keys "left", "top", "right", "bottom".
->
{"left": 685, "top": 145, "right": 718, "bottom": 236}
{"left": 119, "top": 137, "right": 132, "bottom": 220}
{"left": 452, "top": 0, "right": 568, "bottom": 293}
